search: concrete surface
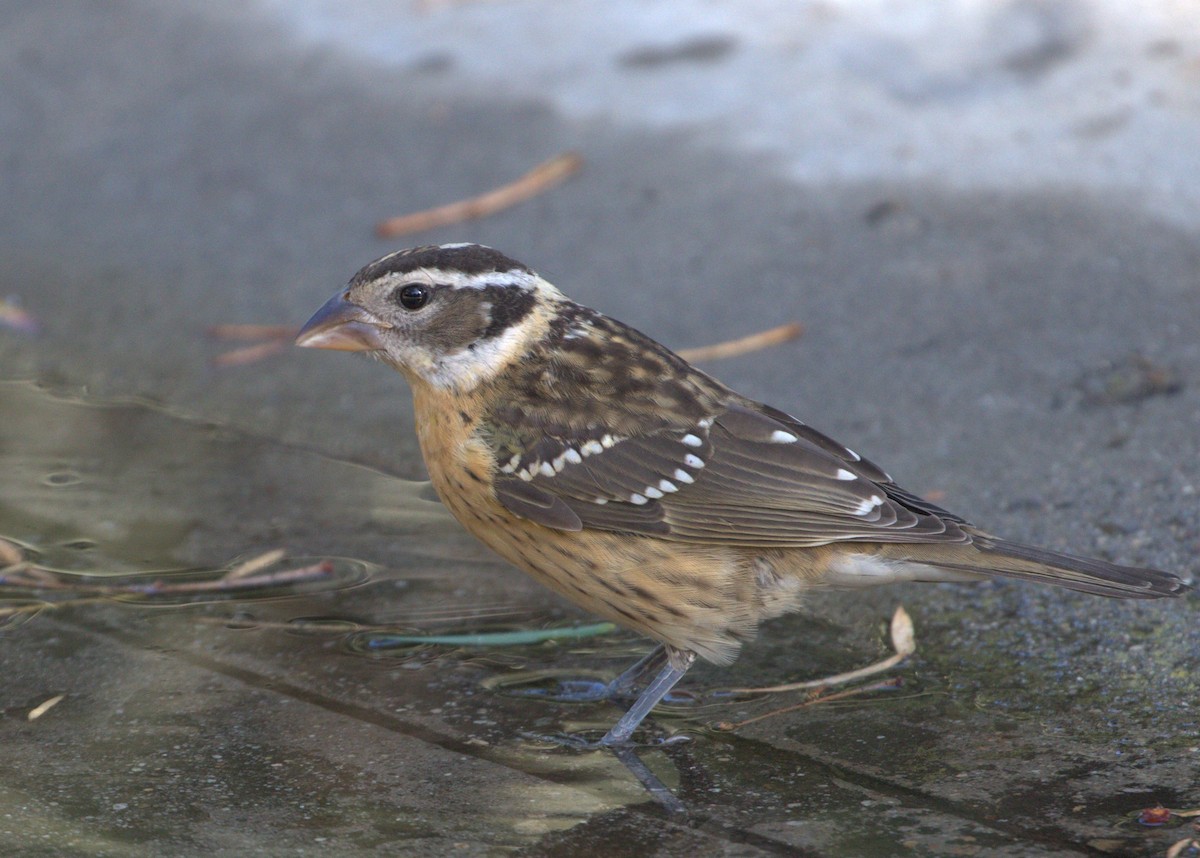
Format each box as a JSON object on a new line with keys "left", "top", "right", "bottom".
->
{"left": 1, "top": 1, "right": 1197, "bottom": 855}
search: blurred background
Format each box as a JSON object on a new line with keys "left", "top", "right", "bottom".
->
{"left": 2, "top": 1, "right": 1198, "bottom": 855}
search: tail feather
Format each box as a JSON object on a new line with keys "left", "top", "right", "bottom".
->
{"left": 917, "top": 535, "right": 1189, "bottom": 600}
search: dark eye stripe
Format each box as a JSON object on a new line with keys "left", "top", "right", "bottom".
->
{"left": 480, "top": 286, "right": 536, "bottom": 338}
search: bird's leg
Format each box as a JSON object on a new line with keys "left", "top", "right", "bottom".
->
{"left": 599, "top": 648, "right": 695, "bottom": 747}
{"left": 605, "top": 643, "right": 670, "bottom": 699}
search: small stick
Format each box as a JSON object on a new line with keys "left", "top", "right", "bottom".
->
{"left": 0, "top": 538, "right": 24, "bottom": 568}
{"left": 120, "top": 562, "right": 332, "bottom": 595}
{"left": 207, "top": 324, "right": 296, "bottom": 341}
{"left": 714, "top": 677, "right": 904, "bottom": 731}
{"left": 0, "top": 597, "right": 104, "bottom": 618}
{"left": 726, "top": 606, "right": 915, "bottom": 694}
{"left": 222, "top": 548, "right": 288, "bottom": 582}
{"left": 0, "top": 298, "right": 39, "bottom": 335}
{"left": 678, "top": 322, "right": 804, "bottom": 362}
{"left": 375, "top": 152, "right": 583, "bottom": 237}
{"left": 0, "top": 561, "right": 331, "bottom": 596}
{"left": 28, "top": 694, "right": 64, "bottom": 721}
{"left": 211, "top": 340, "right": 289, "bottom": 368}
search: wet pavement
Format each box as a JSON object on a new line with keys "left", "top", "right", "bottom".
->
{"left": 2, "top": 2, "right": 1199, "bottom": 856}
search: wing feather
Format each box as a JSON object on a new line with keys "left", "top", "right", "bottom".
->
{"left": 490, "top": 399, "right": 968, "bottom": 547}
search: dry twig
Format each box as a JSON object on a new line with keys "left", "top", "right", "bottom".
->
{"left": 222, "top": 548, "right": 288, "bottom": 582}
{"left": 678, "top": 322, "right": 804, "bottom": 362}
{"left": 28, "top": 694, "right": 64, "bottom": 721}
{"left": 713, "top": 677, "right": 905, "bottom": 731}
{"left": 0, "top": 558, "right": 331, "bottom": 598}
{"left": 211, "top": 340, "right": 291, "bottom": 368}
{"left": 207, "top": 324, "right": 296, "bottom": 341}
{"left": 0, "top": 538, "right": 24, "bottom": 568}
{"left": 726, "top": 606, "right": 915, "bottom": 694}
{"left": 0, "top": 298, "right": 39, "bottom": 335}
{"left": 375, "top": 152, "right": 583, "bottom": 237}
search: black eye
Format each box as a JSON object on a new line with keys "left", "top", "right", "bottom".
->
{"left": 395, "top": 283, "right": 430, "bottom": 310}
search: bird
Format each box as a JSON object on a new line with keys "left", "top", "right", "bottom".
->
{"left": 295, "top": 242, "right": 1188, "bottom": 748}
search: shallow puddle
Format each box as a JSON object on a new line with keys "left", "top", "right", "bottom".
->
{"left": 1, "top": 381, "right": 1193, "bottom": 856}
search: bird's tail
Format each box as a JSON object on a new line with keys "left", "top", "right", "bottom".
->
{"left": 908, "top": 535, "right": 1189, "bottom": 599}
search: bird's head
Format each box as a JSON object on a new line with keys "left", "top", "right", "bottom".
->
{"left": 296, "top": 244, "right": 562, "bottom": 391}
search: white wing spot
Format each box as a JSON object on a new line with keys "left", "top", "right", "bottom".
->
{"left": 697, "top": 417, "right": 714, "bottom": 429}
{"left": 683, "top": 454, "right": 705, "bottom": 469}
{"left": 835, "top": 468, "right": 857, "bottom": 481}
{"left": 581, "top": 440, "right": 603, "bottom": 456}
{"left": 629, "top": 493, "right": 648, "bottom": 505}
{"left": 518, "top": 469, "right": 534, "bottom": 482}
{"left": 563, "top": 448, "right": 583, "bottom": 465}
{"left": 643, "top": 486, "right": 664, "bottom": 499}
{"left": 673, "top": 469, "right": 695, "bottom": 484}
{"left": 600, "top": 434, "right": 619, "bottom": 449}
{"left": 593, "top": 497, "right": 608, "bottom": 505}
{"left": 845, "top": 447, "right": 862, "bottom": 462}
{"left": 853, "top": 495, "right": 884, "bottom": 516}
{"left": 500, "top": 454, "right": 520, "bottom": 475}
{"left": 551, "top": 453, "right": 567, "bottom": 472}
{"left": 539, "top": 461, "right": 556, "bottom": 478}
{"left": 658, "top": 479, "right": 679, "bottom": 493}
{"left": 770, "top": 430, "right": 798, "bottom": 444}
{"left": 681, "top": 434, "right": 703, "bottom": 448}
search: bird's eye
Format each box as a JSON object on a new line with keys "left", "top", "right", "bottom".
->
{"left": 395, "top": 283, "right": 430, "bottom": 310}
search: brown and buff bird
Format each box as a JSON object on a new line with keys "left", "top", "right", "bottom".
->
{"left": 296, "top": 243, "right": 1187, "bottom": 747}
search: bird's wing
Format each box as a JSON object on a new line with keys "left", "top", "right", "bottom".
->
{"left": 491, "top": 399, "right": 971, "bottom": 548}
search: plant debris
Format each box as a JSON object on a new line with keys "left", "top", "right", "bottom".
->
{"left": 207, "top": 324, "right": 296, "bottom": 368}
{"left": 677, "top": 322, "right": 804, "bottom": 362}
{"left": 0, "top": 548, "right": 334, "bottom": 621}
{"left": 28, "top": 694, "right": 64, "bottom": 721}
{"left": 0, "top": 297, "right": 39, "bottom": 335}
{"left": 725, "top": 605, "right": 915, "bottom": 694}
{"left": 712, "top": 677, "right": 906, "bottom": 731}
{"left": 375, "top": 151, "right": 583, "bottom": 237}
{"left": 1074, "top": 353, "right": 1182, "bottom": 406}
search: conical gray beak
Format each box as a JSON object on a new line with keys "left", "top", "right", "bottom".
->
{"left": 295, "top": 292, "right": 387, "bottom": 352}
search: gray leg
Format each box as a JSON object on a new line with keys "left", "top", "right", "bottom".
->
{"left": 600, "top": 649, "right": 695, "bottom": 746}
{"left": 606, "top": 644, "right": 669, "bottom": 698}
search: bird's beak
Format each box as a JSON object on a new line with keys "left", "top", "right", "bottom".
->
{"left": 295, "top": 292, "right": 387, "bottom": 352}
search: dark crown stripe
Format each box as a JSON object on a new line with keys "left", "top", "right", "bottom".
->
{"left": 355, "top": 244, "right": 532, "bottom": 284}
